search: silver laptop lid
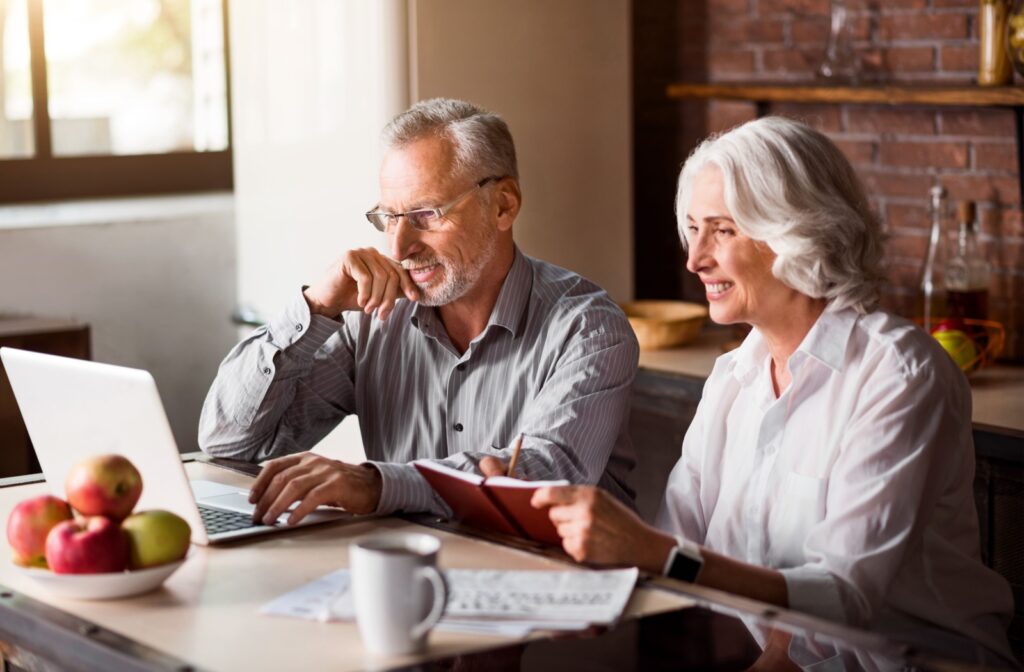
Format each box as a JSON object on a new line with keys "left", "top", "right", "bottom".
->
{"left": 0, "top": 348, "right": 210, "bottom": 545}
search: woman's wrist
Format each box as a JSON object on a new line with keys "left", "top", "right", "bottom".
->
{"left": 640, "top": 530, "right": 679, "bottom": 574}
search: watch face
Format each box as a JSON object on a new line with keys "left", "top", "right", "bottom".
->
{"left": 668, "top": 550, "right": 703, "bottom": 583}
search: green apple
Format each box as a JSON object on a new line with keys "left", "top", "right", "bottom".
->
{"left": 121, "top": 510, "right": 191, "bottom": 569}
{"left": 933, "top": 328, "right": 978, "bottom": 372}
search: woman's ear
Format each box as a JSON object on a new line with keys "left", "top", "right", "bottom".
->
{"left": 495, "top": 179, "right": 521, "bottom": 232}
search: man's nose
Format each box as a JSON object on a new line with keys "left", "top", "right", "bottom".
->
{"left": 389, "top": 216, "right": 421, "bottom": 260}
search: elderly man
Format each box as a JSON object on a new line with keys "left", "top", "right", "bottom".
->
{"left": 199, "top": 98, "right": 638, "bottom": 526}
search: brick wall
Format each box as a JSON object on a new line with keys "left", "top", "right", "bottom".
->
{"left": 635, "top": 0, "right": 1024, "bottom": 360}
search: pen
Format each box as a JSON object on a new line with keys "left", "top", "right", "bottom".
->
{"left": 506, "top": 432, "right": 524, "bottom": 478}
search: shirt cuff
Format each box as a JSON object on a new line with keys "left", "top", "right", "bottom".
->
{"left": 779, "top": 565, "right": 849, "bottom": 625}
{"left": 266, "top": 289, "right": 341, "bottom": 359}
{"left": 369, "top": 461, "right": 445, "bottom": 515}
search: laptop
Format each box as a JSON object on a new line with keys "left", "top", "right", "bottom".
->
{"left": 0, "top": 347, "right": 353, "bottom": 545}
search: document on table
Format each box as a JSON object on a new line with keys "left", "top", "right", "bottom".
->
{"left": 260, "top": 567, "right": 639, "bottom": 637}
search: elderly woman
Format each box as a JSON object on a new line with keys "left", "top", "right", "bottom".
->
{"left": 529, "top": 117, "right": 1014, "bottom": 662}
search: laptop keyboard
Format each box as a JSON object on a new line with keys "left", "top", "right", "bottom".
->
{"left": 198, "top": 505, "right": 262, "bottom": 534}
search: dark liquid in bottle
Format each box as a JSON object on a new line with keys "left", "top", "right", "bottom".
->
{"left": 947, "top": 289, "right": 988, "bottom": 322}
{"left": 947, "top": 288, "right": 989, "bottom": 349}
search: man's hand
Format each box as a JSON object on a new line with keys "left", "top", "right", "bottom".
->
{"left": 531, "top": 485, "right": 676, "bottom": 573}
{"left": 304, "top": 248, "right": 419, "bottom": 321}
{"left": 249, "top": 453, "right": 383, "bottom": 525}
{"left": 478, "top": 456, "right": 507, "bottom": 477}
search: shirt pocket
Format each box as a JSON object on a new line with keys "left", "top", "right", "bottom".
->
{"left": 767, "top": 471, "right": 827, "bottom": 568}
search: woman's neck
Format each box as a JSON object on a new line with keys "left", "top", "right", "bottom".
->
{"left": 756, "top": 296, "right": 828, "bottom": 397}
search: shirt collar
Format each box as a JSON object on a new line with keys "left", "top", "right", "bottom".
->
{"left": 728, "top": 327, "right": 769, "bottom": 386}
{"left": 795, "top": 304, "right": 858, "bottom": 373}
{"left": 409, "top": 246, "right": 532, "bottom": 339}
{"left": 487, "top": 247, "right": 532, "bottom": 337}
{"left": 727, "top": 303, "right": 859, "bottom": 385}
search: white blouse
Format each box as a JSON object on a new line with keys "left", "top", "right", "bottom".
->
{"left": 656, "top": 306, "right": 1014, "bottom": 660}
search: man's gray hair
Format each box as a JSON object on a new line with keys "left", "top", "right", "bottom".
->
{"left": 675, "top": 116, "right": 884, "bottom": 314}
{"left": 382, "top": 98, "right": 518, "bottom": 182}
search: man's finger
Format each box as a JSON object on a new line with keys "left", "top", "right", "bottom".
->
{"left": 388, "top": 258, "right": 419, "bottom": 301}
{"left": 261, "top": 473, "right": 319, "bottom": 524}
{"left": 377, "top": 272, "right": 400, "bottom": 321}
{"left": 346, "top": 254, "right": 375, "bottom": 308}
{"left": 252, "top": 462, "right": 309, "bottom": 521}
{"left": 478, "top": 456, "right": 507, "bottom": 477}
{"left": 286, "top": 482, "right": 335, "bottom": 526}
{"left": 250, "top": 454, "right": 301, "bottom": 503}
{"left": 531, "top": 485, "right": 579, "bottom": 509}
{"left": 363, "top": 259, "right": 390, "bottom": 313}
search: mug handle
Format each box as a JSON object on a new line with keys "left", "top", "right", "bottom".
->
{"left": 410, "top": 566, "right": 447, "bottom": 640}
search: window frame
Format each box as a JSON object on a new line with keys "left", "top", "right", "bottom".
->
{"left": 0, "top": 0, "right": 234, "bottom": 204}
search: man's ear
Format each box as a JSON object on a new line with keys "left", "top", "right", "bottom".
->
{"left": 494, "top": 179, "right": 521, "bottom": 232}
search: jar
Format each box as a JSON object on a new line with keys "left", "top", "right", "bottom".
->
{"left": 979, "top": 0, "right": 1013, "bottom": 85}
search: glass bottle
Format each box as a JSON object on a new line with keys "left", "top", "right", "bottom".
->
{"left": 944, "top": 201, "right": 991, "bottom": 324}
{"left": 818, "top": 0, "right": 860, "bottom": 83}
{"left": 918, "top": 186, "right": 949, "bottom": 333}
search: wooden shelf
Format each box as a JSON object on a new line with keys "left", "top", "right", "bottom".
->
{"left": 666, "top": 82, "right": 1024, "bottom": 107}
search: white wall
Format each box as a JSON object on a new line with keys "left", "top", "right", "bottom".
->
{"left": 228, "top": 0, "right": 410, "bottom": 462}
{"left": 0, "top": 195, "right": 237, "bottom": 452}
{"left": 230, "top": 0, "right": 409, "bottom": 318}
{"left": 410, "top": 0, "right": 633, "bottom": 300}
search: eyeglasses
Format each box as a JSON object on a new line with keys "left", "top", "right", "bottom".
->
{"left": 365, "top": 176, "right": 503, "bottom": 233}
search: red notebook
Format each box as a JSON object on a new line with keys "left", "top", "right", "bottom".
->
{"left": 413, "top": 461, "right": 568, "bottom": 545}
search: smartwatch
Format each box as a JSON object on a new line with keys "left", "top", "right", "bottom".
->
{"left": 663, "top": 537, "right": 704, "bottom": 583}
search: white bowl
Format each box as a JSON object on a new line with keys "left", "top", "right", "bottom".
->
{"left": 13, "top": 553, "right": 190, "bottom": 601}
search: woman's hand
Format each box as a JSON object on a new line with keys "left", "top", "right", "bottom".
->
{"left": 531, "top": 485, "right": 677, "bottom": 573}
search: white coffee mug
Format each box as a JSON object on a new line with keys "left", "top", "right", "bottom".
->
{"left": 349, "top": 532, "right": 447, "bottom": 656}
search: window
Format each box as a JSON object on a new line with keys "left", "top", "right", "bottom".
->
{"left": 0, "top": 0, "right": 231, "bottom": 203}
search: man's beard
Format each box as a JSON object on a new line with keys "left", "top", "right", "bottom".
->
{"left": 405, "top": 229, "right": 499, "bottom": 307}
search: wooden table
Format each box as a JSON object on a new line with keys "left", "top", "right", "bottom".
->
{"left": 0, "top": 458, "right": 1005, "bottom": 671}
{"left": 0, "top": 461, "right": 691, "bottom": 672}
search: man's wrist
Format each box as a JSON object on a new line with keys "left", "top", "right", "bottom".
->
{"left": 358, "top": 463, "right": 383, "bottom": 513}
{"left": 302, "top": 287, "right": 340, "bottom": 319}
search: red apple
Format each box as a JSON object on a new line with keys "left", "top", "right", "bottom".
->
{"left": 122, "top": 510, "right": 191, "bottom": 569}
{"left": 7, "top": 495, "right": 73, "bottom": 568}
{"left": 65, "top": 454, "right": 143, "bottom": 521}
{"left": 930, "top": 318, "right": 965, "bottom": 335}
{"left": 45, "top": 517, "right": 129, "bottom": 574}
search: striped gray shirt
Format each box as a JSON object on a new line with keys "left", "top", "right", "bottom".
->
{"left": 198, "top": 249, "right": 638, "bottom": 515}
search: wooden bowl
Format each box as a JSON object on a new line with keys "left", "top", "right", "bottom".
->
{"left": 620, "top": 301, "right": 708, "bottom": 350}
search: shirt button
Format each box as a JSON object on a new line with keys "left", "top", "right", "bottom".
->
{"left": 456, "top": 363, "right": 466, "bottom": 371}
{"left": 296, "top": 323, "right": 303, "bottom": 332}
{"left": 263, "top": 368, "right": 272, "bottom": 375}
{"left": 454, "top": 423, "right": 464, "bottom": 432}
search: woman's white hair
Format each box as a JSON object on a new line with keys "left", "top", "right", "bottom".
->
{"left": 382, "top": 98, "right": 518, "bottom": 184}
{"left": 676, "top": 116, "right": 884, "bottom": 314}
